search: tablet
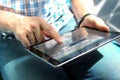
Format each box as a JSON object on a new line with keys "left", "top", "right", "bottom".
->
{"left": 30, "top": 27, "right": 120, "bottom": 67}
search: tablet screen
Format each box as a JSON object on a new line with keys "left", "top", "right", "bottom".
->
{"left": 30, "top": 27, "right": 120, "bottom": 67}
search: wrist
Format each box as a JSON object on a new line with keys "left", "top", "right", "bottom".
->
{"left": 6, "top": 12, "right": 22, "bottom": 32}
{"left": 77, "top": 13, "right": 93, "bottom": 27}
{"left": 0, "top": 11, "right": 16, "bottom": 31}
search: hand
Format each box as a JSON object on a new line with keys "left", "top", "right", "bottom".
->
{"left": 8, "top": 14, "right": 62, "bottom": 47}
{"left": 80, "top": 15, "right": 110, "bottom": 31}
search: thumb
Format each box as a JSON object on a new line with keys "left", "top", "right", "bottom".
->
{"left": 93, "top": 17, "right": 110, "bottom": 31}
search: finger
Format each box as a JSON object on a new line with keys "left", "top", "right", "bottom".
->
{"left": 96, "top": 23, "right": 109, "bottom": 31}
{"left": 40, "top": 20, "right": 62, "bottom": 43}
{"left": 26, "top": 32, "right": 36, "bottom": 45}
{"left": 44, "top": 25, "right": 62, "bottom": 43}
{"left": 34, "top": 28, "right": 45, "bottom": 43}
{"left": 93, "top": 18, "right": 110, "bottom": 31}
{"left": 43, "top": 31, "right": 52, "bottom": 38}
{"left": 15, "top": 34, "right": 30, "bottom": 47}
{"left": 80, "top": 16, "right": 110, "bottom": 31}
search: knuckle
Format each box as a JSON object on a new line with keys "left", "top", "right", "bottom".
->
{"left": 16, "top": 30, "right": 26, "bottom": 37}
{"left": 23, "top": 41, "right": 30, "bottom": 47}
{"left": 46, "top": 28, "right": 51, "bottom": 32}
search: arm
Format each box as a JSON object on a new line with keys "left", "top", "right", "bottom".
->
{"left": 71, "top": 0, "right": 94, "bottom": 21}
{"left": 0, "top": 5, "right": 15, "bottom": 31}
{"left": 71, "top": 0, "right": 109, "bottom": 31}
{"left": 0, "top": 10, "right": 62, "bottom": 46}
{"left": 0, "top": 10, "right": 15, "bottom": 31}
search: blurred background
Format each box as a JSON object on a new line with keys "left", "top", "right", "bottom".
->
{"left": 94, "top": 0, "right": 120, "bottom": 43}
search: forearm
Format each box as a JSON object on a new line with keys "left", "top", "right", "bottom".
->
{"left": 0, "top": 10, "right": 18, "bottom": 31}
{"left": 71, "top": 0, "right": 94, "bottom": 22}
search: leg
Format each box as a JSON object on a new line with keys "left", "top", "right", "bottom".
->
{"left": 63, "top": 42, "right": 120, "bottom": 80}
{"left": 0, "top": 34, "right": 70, "bottom": 80}
{"left": 85, "top": 42, "right": 120, "bottom": 80}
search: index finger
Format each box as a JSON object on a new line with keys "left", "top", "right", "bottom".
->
{"left": 40, "top": 19, "right": 62, "bottom": 43}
